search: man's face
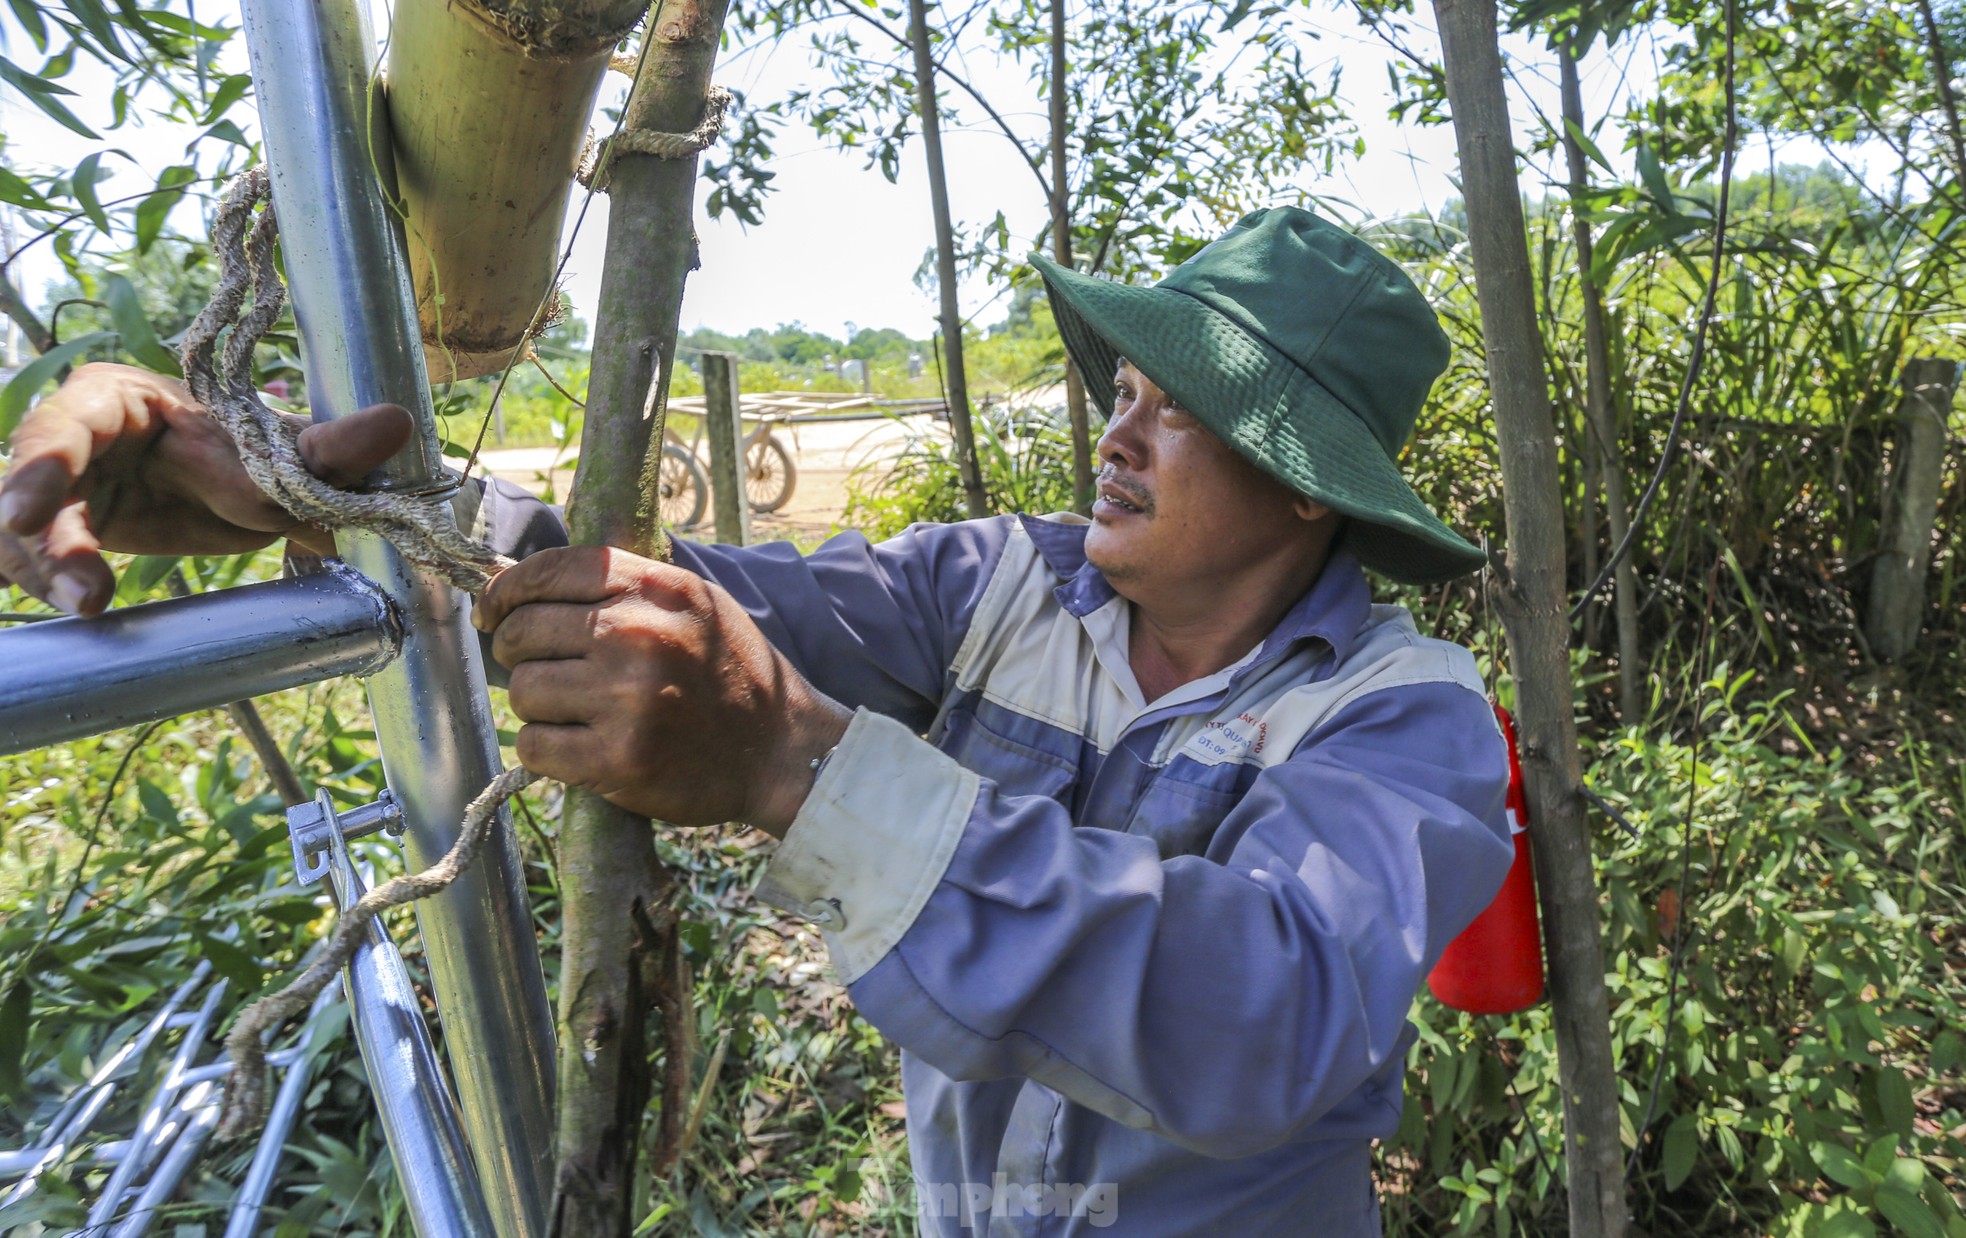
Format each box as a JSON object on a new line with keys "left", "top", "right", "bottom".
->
{"left": 1084, "top": 358, "right": 1327, "bottom": 597}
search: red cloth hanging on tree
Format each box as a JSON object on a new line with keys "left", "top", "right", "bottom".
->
{"left": 1428, "top": 703, "right": 1545, "bottom": 1015}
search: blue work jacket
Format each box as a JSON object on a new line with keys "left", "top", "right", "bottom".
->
{"left": 475, "top": 486, "right": 1513, "bottom": 1236}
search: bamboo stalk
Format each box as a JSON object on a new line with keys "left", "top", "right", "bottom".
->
{"left": 548, "top": 2, "right": 730, "bottom": 1232}
{"left": 1431, "top": 0, "right": 1627, "bottom": 1234}
{"left": 383, "top": 0, "right": 645, "bottom": 383}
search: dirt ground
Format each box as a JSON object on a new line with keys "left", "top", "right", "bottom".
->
{"left": 476, "top": 414, "right": 942, "bottom": 547}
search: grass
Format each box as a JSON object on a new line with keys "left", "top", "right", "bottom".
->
{"left": 6, "top": 474, "right": 1966, "bottom": 1236}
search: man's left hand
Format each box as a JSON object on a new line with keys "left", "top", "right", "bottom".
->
{"left": 474, "top": 545, "right": 850, "bottom": 836}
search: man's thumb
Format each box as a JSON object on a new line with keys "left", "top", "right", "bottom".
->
{"left": 295, "top": 404, "right": 415, "bottom": 487}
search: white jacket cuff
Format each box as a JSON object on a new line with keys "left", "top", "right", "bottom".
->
{"left": 755, "top": 708, "right": 978, "bottom": 983}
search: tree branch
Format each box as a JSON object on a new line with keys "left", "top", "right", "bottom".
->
{"left": 828, "top": 0, "right": 1058, "bottom": 215}
{"left": 0, "top": 273, "right": 55, "bottom": 355}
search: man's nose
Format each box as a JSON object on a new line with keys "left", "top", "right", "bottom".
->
{"left": 1096, "top": 402, "right": 1147, "bottom": 469}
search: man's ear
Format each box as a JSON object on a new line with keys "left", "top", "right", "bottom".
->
{"left": 1293, "top": 494, "right": 1333, "bottom": 523}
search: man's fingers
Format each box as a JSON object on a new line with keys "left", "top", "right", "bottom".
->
{"left": 476, "top": 546, "right": 639, "bottom": 633}
{"left": 296, "top": 404, "right": 414, "bottom": 488}
{"left": 0, "top": 502, "right": 115, "bottom": 615}
{"left": 514, "top": 722, "right": 599, "bottom": 787}
{"left": 2, "top": 364, "right": 193, "bottom": 534}
{"left": 489, "top": 602, "right": 604, "bottom": 669}
{"left": 506, "top": 660, "right": 600, "bottom": 725}
{"left": 1, "top": 435, "right": 91, "bottom": 536}
{"left": 40, "top": 504, "right": 116, "bottom": 615}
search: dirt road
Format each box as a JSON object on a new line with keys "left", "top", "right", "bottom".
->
{"left": 476, "top": 413, "right": 944, "bottom": 545}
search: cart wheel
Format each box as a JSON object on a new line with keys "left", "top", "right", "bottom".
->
{"left": 660, "top": 443, "right": 709, "bottom": 530}
{"left": 745, "top": 434, "right": 797, "bottom": 513}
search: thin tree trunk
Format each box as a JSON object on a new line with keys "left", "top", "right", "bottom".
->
{"left": 1049, "top": 0, "right": 1093, "bottom": 515}
{"left": 550, "top": 3, "right": 729, "bottom": 1231}
{"left": 1578, "top": 399, "right": 1601, "bottom": 651}
{"left": 908, "top": 0, "right": 988, "bottom": 519}
{"left": 1559, "top": 46, "right": 1644, "bottom": 720}
{"left": 0, "top": 274, "right": 55, "bottom": 356}
{"left": 1913, "top": 0, "right": 1966, "bottom": 186}
{"left": 1431, "top": 2, "right": 1627, "bottom": 1235}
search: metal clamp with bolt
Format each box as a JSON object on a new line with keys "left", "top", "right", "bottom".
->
{"left": 288, "top": 789, "right": 406, "bottom": 886}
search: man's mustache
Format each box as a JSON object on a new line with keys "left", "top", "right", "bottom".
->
{"left": 1096, "top": 469, "right": 1155, "bottom": 515}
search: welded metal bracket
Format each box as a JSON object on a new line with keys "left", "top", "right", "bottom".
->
{"left": 288, "top": 789, "right": 406, "bottom": 886}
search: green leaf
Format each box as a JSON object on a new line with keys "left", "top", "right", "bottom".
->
{"left": 0, "top": 55, "right": 98, "bottom": 138}
{"left": 1874, "top": 1067, "right": 1915, "bottom": 1140}
{"left": 6, "top": 0, "right": 46, "bottom": 52}
{"left": 134, "top": 165, "right": 197, "bottom": 254}
{"left": 1813, "top": 1142, "right": 1876, "bottom": 1192}
{"left": 1662, "top": 1112, "right": 1699, "bottom": 1190}
{"left": 1883, "top": 1156, "right": 1926, "bottom": 1195}
{"left": 0, "top": 165, "right": 54, "bottom": 212}
{"left": 1933, "top": 1030, "right": 1964, "bottom": 1074}
{"left": 71, "top": 151, "right": 112, "bottom": 234}
{"left": 102, "top": 274, "right": 180, "bottom": 375}
{"left": 197, "top": 936, "right": 262, "bottom": 993}
{"left": 202, "top": 72, "right": 252, "bottom": 123}
{"left": 0, "top": 981, "right": 28, "bottom": 1099}
{"left": 0, "top": 333, "right": 116, "bottom": 440}
{"left": 1635, "top": 140, "right": 1673, "bottom": 208}
{"left": 136, "top": 779, "right": 179, "bottom": 827}
{"left": 1876, "top": 1186, "right": 1946, "bottom": 1238}
{"left": 199, "top": 119, "right": 252, "bottom": 149}
{"left": 130, "top": 554, "right": 183, "bottom": 592}
{"left": 1563, "top": 118, "right": 1614, "bottom": 175}
{"left": 1864, "top": 1135, "right": 1901, "bottom": 1177}
{"left": 1817, "top": 1211, "right": 1879, "bottom": 1238}
{"left": 60, "top": 0, "right": 129, "bottom": 62}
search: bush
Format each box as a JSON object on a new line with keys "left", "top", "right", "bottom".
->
{"left": 1384, "top": 666, "right": 1966, "bottom": 1237}
{"left": 841, "top": 410, "right": 1085, "bottom": 540}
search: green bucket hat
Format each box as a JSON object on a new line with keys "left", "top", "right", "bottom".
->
{"left": 1031, "top": 206, "right": 1485, "bottom": 585}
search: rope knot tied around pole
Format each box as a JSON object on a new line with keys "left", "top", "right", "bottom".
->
{"left": 185, "top": 168, "right": 515, "bottom": 595}
{"left": 575, "top": 84, "right": 733, "bottom": 191}
{"left": 187, "top": 166, "right": 540, "bottom": 1139}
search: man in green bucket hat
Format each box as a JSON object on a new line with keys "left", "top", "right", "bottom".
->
{"left": 1033, "top": 206, "right": 1487, "bottom": 587}
{"left": 3, "top": 207, "right": 1512, "bottom": 1234}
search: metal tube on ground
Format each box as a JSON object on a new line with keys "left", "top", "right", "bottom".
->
{"left": 224, "top": 979, "right": 342, "bottom": 1238}
{"left": 237, "top": 0, "right": 557, "bottom": 1231}
{"left": 85, "top": 980, "right": 229, "bottom": 1230}
{"left": 106, "top": 1084, "right": 222, "bottom": 1238}
{"left": 0, "top": 963, "right": 212, "bottom": 1202}
{"left": 0, "top": 567, "right": 398, "bottom": 757}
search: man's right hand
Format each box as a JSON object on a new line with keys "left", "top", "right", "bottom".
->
{"left": 0, "top": 362, "right": 413, "bottom": 617}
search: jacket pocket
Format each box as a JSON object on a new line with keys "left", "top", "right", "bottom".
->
{"left": 935, "top": 705, "right": 1079, "bottom": 802}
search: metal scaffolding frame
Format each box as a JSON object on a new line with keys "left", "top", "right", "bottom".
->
{"left": 0, "top": 0, "right": 560, "bottom": 1231}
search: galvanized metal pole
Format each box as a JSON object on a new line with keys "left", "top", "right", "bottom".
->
{"left": 237, "top": 0, "right": 557, "bottom": 1232}
{"left": 701, "top": 350, "right": 752, "bottom": 546}
{"left": 327, "top": 849, "right": 497, "bottom": 1238}
{"left": 0, "top": 565, "right": 398, "bottom": 756}
{"left": 223, "top": 983, "right": 340, "bottom": 1238}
